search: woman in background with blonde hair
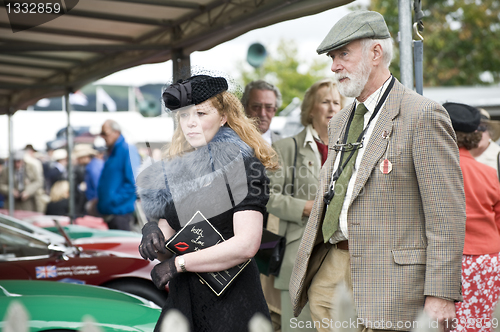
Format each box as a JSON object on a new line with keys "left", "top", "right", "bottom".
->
{"left": 137, "top": 74, "right": 277, "bottom": 332}
{"left": 45, "top": 180, "right": 69, "bottom": 216}
{"left": 266, "top": 78, "right": 344, "bottom": 331}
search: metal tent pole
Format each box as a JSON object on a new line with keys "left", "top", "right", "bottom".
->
{"left": 413, "top": 0, "right": 425, "bottom": 95}
{"left": 63, "top": 91, "right": 75, "bottom": 222}
{"left": 172, "top": 49, "right": 191, "bottom": 130}
{"left": 8, "top": 108, "right": 14, "bottom": 216}
{"left": 414, "top": 39, "right": 424, "bottom": 95}
{"left": 172, "top": 49, "right": 191, "bottom": 82}
{"left": 398, "top": 0, "right": 414, "bottom": 89}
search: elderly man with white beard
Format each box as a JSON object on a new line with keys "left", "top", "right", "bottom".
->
{"left": 288, "top": 10, "right": 466, "bottom": 332}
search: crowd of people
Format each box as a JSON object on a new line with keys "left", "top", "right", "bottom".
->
{"left": 0, "top": 119, "right": 141, "bottom": 231}
{"left": 2, "top": 9, "right": 500, "bottom": 332}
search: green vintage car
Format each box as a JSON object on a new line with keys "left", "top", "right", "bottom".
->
{"left": 0, "top": 280, "right": 161, "bottom": 332}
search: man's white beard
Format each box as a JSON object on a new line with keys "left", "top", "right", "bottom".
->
{"left": 334, "top": 57, "right": 372, "bottom": 98}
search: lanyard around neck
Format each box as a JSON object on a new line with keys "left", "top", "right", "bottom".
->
{"left": 323, "top": 75, "right": 395, "bottom": 205}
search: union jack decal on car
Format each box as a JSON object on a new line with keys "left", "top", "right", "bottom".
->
{"left": 36, "top": 266, "right": 57, "bottom": 279}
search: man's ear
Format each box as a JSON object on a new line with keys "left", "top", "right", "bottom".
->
{"left": 372, "top": 43, "right": 383, "bottom": 65}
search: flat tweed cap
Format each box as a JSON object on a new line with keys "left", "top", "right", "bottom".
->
{"left": 443, "top": 102, "right": 480, "bottom": 133}
{"left": 317, "top": 10, "right": 391, "bottom": 55}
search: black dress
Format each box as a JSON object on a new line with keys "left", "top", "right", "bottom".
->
{"left": 45, "top": 198, "right": 69, "bottom": 216}
{"left": 137, "top": 127, "right": 271, "bottom": 332}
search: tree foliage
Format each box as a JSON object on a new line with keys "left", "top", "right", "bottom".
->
{"left": 370, "top": 0, "right": 500, "bottom": 86}
{"left": 239, "top": 40, "right": 330, "bottom": 113}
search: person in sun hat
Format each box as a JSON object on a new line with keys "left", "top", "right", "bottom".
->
{"left": 136, "top": 74, "right": 278, "bottom": 332}
{"left": 469, "top": 108, "right": 500, "bottom": 176}
{"left": 289, "top": 10, "right": 465, "bottom": 332}
{"left": 443, "top": 102, "right": 500, "bottom": 332}
{"left": 45, "top": 148, "right": 68, "bottom": 193}
{"left": 73, "top": 144, "right": 103, "bottom": 215}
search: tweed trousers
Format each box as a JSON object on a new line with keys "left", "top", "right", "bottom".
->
{"left": 308, "top": 246, "right": 352, "bottom": 332}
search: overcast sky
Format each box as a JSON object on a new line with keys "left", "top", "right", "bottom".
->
{"left": 95, "top": 0, "right": 369, "bottom": 86}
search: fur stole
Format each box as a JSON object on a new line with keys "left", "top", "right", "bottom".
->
{"left": 136, "top": 127, "right": 255, "bottom": 221}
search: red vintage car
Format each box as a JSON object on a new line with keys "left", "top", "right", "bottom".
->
{"left": 0, "top": 209, "right": 108, "bottom": 229}
{"left": 0, "top": 216, "right": 167, "bottom": 306}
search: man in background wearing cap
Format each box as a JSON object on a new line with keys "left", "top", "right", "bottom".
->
{"left": 23, "top": 144, "right": 48, "bottom": 213}
{"left": 442, "top": 102, "right": 500, "bottom": 332}
{"left": 242, "top": 80, "right": 283, "bottom": 145}
{"left": 0, "top": 151, "right": 44, "bottom": 212}
{"left": 97, "top": 119, "right": 140, "bottom": 230}
{"left": 290, "top": 10, "right": 465, "bottom": 332}
{"left": 469, "top": 108, "right": 500, "bottom": 177}
{"left": 23, "top": 144, "right": 43, "bottom": 179}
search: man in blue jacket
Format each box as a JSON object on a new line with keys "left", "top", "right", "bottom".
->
{"left": 97, "top": 120, "right": 141, "bottom": 230}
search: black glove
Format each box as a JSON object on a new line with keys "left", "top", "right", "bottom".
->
{"left": 151, "top": 256, "right": 179, "bottom": 289}
{"left": 139, "top": 222, "right": 167, "bottom": 261}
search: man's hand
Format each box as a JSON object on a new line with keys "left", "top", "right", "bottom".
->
{"left": 424, "top": 296, "right": 456, "bottom": 332}
{"left": 21, "top": 191, "right": 29, "bottom": 201}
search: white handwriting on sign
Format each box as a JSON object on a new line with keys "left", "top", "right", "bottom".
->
{"left": 191, "top": 235, "right": 205, "bottom": 246}
{"left": 191, "top": 226, "right": 204, "bottom": 237}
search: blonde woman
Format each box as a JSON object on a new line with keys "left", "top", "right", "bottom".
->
{"left": 267, "top": 78, "right": 343, "bottom": 331}
{"left": 136, "top": 75, "right": 277, "bottom": 332}
{"left": 45, "top": 180, "right": 69, "bottom": 216}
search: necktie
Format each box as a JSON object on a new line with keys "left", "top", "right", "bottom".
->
{"left": 322, "top": 103, "right": 368, "bottom": 242}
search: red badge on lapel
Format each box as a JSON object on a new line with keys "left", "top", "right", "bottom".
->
{"left": 380, "top": 159, "right": 392, "bottom": 174}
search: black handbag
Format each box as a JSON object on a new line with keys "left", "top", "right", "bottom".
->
{"left": 255, "top": 228, "right": 286, "bottom": 276}
{"left": 255, "top": 137, "right": 298, "bottom": 276}
{"left": 166, "top": 210, "right": 250, "bottom": 296}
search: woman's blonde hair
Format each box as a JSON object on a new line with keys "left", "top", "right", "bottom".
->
{"left": 167, "top": 91, "right": 278, "bottom": 170}
{"left": 300, "top": 78, "right": 344, "bottom": 127}
{"left": 50, "top": 180, "right": 69, "bottom": 202}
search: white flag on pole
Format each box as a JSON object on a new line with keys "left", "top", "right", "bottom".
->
{"left": 96, "top": 87, "right": 117, "bottom": 112}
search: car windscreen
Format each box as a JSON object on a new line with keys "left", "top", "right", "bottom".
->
{"left": 0, "top": 223, "right": 51, "bottom": 260}
{"left": 0, "top": 214, "right": 65, "bottom": 244}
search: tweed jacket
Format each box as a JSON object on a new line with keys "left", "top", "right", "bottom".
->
{"left": 289, "top": 79, "right": 466, "bottom": 329}
{"left": 0, "top": 159, "right": 43, "bottom": 211}
{"left": 267, "top": 127, "right": 320, "bottom": 290}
